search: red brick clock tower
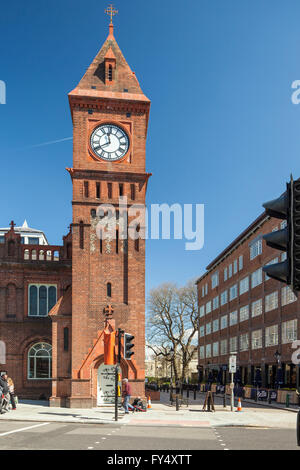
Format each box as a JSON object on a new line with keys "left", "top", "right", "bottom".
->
{"left": 50, "top": 11, "right": 151, "bottom": 407}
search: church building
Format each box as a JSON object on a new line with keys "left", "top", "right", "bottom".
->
{"left": 0, "top": 10, "right": 150, "bottom": 408}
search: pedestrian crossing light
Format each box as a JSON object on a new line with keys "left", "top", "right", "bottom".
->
{"left": 262, "top": 175, "right": 300, "bottom": 291}
{"left": 124, "top": 333, "right": 134, "bottom": 360}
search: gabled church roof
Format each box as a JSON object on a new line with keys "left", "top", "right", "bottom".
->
{"left": 69, "top": 24, "right": 150, "bottom": 103}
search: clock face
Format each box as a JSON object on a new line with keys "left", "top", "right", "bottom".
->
{"left": 90, "top": 124, "right": 129, "bottom": 161}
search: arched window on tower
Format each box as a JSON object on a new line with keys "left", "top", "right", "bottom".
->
{"left": 107, "top": 282, "right": 112, "bottom": 298}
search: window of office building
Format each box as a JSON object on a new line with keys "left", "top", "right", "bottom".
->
{"left": 206, "top": 344, "right": 211, "bottom": 358}
{"left": 250, "top": 238, "right": 262, "bottom": 260}
{"left": 240, "top": 333, "right": 249, "bottom": 351}
{"left": 252, "top": 329, "right": 263, "bottom": 349}
{"left": 220, "top": 339, "right": 227, "bottom": 355}
{"left": 206, "top": 301, "right": 212, "bottom": 314}
{"left": 251, "top": 299, "right": 262, "bottom": 318}
{"left": 221, "top": 290, "right": 228, "bottom": 306}
{"left": 239, "top": 255, "right": 243, "bottom": 271}
{"left": 199, "top": 305, "right": 205, "bottom": 318}
{"left": 233, "top": 259, "right": 238, "bottom": 274}
{"left": 282, "top": 286, "right": 297, "bottom": 306}
{"left": 230, "top": 336, "right": 237, "bottom": 353}
{"left": 206, "top": 322, "right": 211, "bottom": 335}
{"left": 239, "top": 276, "right": 249, "bottom": 295}
{"left": 221, "top": 315, "right": 228, "bottom": 329}
{"left": 251, "top": 268, "right": 262, "bottom": 288}
{"left": 229, "top": 284, "right": 238, "bottom": 301}
{"left": 229, "top": 310, "right": 238, "bottom": 326}
{"left": 282, "top": 319, "right": 297, "bottom": 344}
{"left": 213, "top": 296, "right": 219, "bottom": 310}
{"left": 213, "top": 342, "right": 219, "bottom": 357}
{"left": 265, "top": 291, "right": 278, "bottom": 313}
{"left": 211, "top": 272, "right": 219, "bottom": 289}
{"left": 213, "top": 319, "right": 219, "bottom": 332}
{"left": 265, "top": 325, "right": 278, "bottom": 347}
{"left": 240, "top": 305, "right": 249, "bottom": 322}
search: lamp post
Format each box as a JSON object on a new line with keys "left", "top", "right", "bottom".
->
{"left": 169, "top": 347, "right": 174, "bottom": 402}
{"left": 274, "top": 350, "right": 282, "bottom": 389}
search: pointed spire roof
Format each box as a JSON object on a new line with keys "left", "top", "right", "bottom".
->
{"left": 22, "top": 220, "right": 28, "bottom": 229}
{"left": 69, "top": 23, "right": 150, "bottom": 104}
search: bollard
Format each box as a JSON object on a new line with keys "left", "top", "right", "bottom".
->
{"left": 297, "top": 410, "right": 300, "bottom": 446}
{"left": 268, "top": 391, "right": 272, "bottom": 404}
{"left": 223, "top": 391, "right": 226, "bottom": 408}
{"left": 194, "top": 389, "right": 196, "bottom": 400}
{"left": 187, "top": 388, "right": 189, "bottom": 399}
{"left": 286, "top": 394, "right": 290, "bottom": 408}
{"left": 207, "top": 394, "right": 211, "bottom": 412}
{"left": 176, "top": 396, "right": 179, "bottom": 411}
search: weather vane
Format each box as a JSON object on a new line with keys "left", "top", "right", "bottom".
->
{"left": 105, "top": 4, "right": 118, "bottom": 24}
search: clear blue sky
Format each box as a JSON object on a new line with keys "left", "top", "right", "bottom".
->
{"left": 1, "top": 0, "right": 300, "bottom": 293}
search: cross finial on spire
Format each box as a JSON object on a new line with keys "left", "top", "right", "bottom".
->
{"left": 9, "top": 221, "right": 16, "bottom": 231}
{"left": 105, "top": 4, "right": 118, "bottom": 25}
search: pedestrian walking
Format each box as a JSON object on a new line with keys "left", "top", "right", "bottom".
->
{"left": 122, "top": 378, "right": 134, "bottom": 414}
{"left": 7, "top": 376, "right": 16, "bottom": 410}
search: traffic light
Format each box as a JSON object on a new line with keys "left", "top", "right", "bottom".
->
{"left": 124, "top": 333, "right": 134, "bottom": 360}
{"left": 262, "top": 175, "right": 300, "bottom": 291}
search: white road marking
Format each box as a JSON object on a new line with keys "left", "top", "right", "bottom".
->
{"left": 0, "top": 422, "right": 50, "bottom": 437}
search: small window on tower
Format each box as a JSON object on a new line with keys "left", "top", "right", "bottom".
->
{"left": 91, "top": 209, "right": 96, "bottom": 219}
{"left": 96, "top": 182, "right": 101, "bottom": 199}
{"left": 64, "top": 327, "right": 69, "bottom": 352}
{"left": 107, "top": 282, "right": 112, "bottom": 298}
{"left": 130, "top": 184, "right": 136, "bottom": 201}
{"left": 116, "top": 229, "right": 119, "bottom": 254}
{"left": 119, "top": 184, "right": 124, "bottom": 196}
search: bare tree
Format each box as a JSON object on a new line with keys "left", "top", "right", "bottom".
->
{"left": 146, "top": 280, "right": 198, "bottom": 383}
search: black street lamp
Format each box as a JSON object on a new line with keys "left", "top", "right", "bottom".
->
{"left": 169, "top": 347, "right": 174, "bottom": 402}
{"left": 274, "top": 350, "right": 281, "bottom": 364}
{"left": 274, "top": 350, "right": 282, "bottom": 389}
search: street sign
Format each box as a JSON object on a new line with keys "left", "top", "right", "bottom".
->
{"left": 229, "top": 355, "right": 236, "bottom": 373}
{"left": 97, "top": 364, "right": 122, "bottom": 405}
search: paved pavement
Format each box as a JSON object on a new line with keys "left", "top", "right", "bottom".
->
{"left": 0, "top": 393, "right": 297, "bottom": 430}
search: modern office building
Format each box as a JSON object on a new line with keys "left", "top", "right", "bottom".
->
{"left": 197, "top": 211, "right": 299, "bottom": 389}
